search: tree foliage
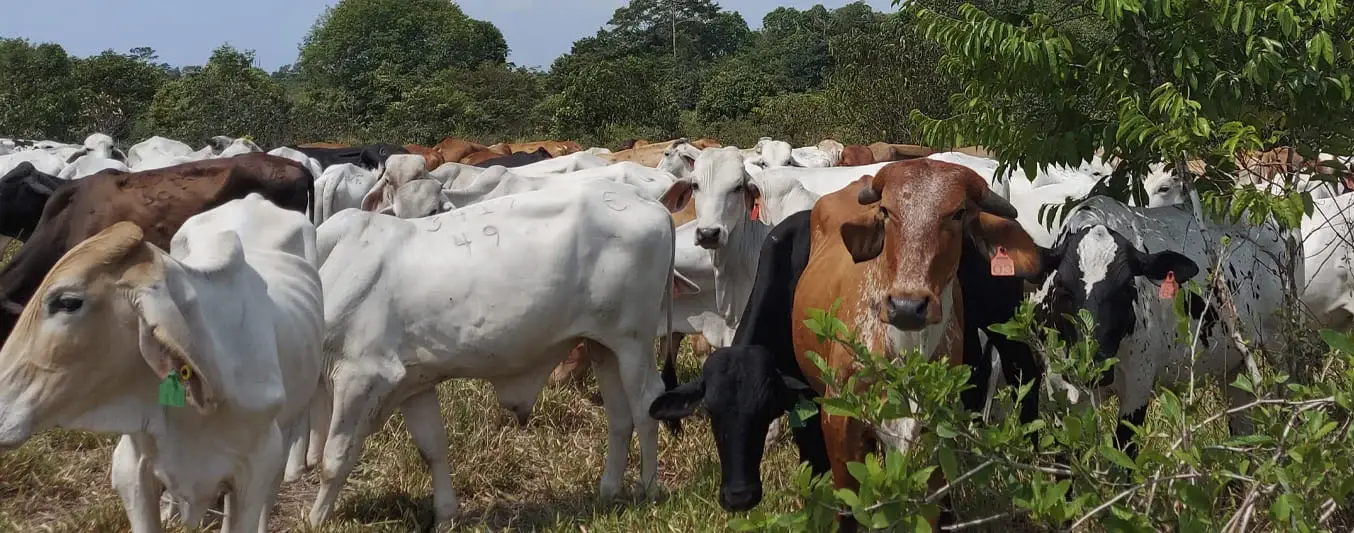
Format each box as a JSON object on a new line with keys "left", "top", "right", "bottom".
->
{"left": 147, "top": 45, "right": 291, "bottom": 147}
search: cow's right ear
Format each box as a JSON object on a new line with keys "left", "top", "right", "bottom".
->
{"left": 660, "top": 178, "right": 695, "bottom": 213}
{"left": 648, "top": 379, "right": 705, "bottom": 420}
{"left": 840, "top": 207, "right": 885, "bottom": 263}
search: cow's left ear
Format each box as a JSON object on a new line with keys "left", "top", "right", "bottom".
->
{"left": 743, "top": 175, "right": 761, "bottom": 215}
{"left": 132, "top": 255, "right": 217, "bottom": 414}
{"left": 649, "top": 379, "right": 705, "bottom": 420}
{"left": 1132, "top": 249, "right": 1199, "bottom": 283}
{"left": 840, "top": 207, "right": 885, "bottom": 263}
{"left": 969, "top": 212, "right": 1041, "bottom": 276}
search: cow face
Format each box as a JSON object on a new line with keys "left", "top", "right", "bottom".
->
{"left": 1144, "top": 162, "right": 1186, "bottom": 207}
{"left": 0, "top": 223, "right": 215, "bottom": 449}
{"left": 845, "top": 160, "right": 1042, "bottom": 331}
{"left": 648, "top": 346, "right": 812, "bottom": 512}
{"left": 657, "top": 139, "right": 699, "bottom": 179}
{"left": 660, "top": 148, "right": 759, "bottom": 250}
{"left": 1032, "top": 224, "right": 1199, "bottom": 384}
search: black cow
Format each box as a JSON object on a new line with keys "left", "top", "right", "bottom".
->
{"left": 292, "top": 143, "right": 408, "bottom": 171}
{"left": 472, "top": 147, "right": 552, "bottom": 168}
{"left": 650, "top": 210, "right": 828, "bottom": 512}
{"left": 0, "top": 162, "right": 67, "bottom": 240}
{"left": 650, "top": 210, "right": 1042, "bottom": 513}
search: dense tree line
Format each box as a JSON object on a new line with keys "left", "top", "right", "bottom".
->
{"left": 0, "top": 0, "right": 954, "bottom": 150}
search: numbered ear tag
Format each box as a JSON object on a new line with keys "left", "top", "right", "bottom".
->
{"left": 990, "top": 247, "right": 1015, "bottom": 277}
{"left": 750, "top": 202, "right": 761, "bottom": 221}
{"left": 1159, "top": 271, "right": 1178, "bottom": 300}
{"left": 158, "top": 370, "right": 186, "bottom": 408}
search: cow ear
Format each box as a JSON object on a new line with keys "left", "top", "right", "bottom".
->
{"left": 360, "top": 177, "right": 388, "bottom": 212}
{"left": 780, "top": 374, "right": 813, "bottom": 396}
{"left": 132, "top": 256, "right": 216, "bottom": 414}
{"left": 744, "top": 177, "right": 760, "bottom": 214}
{"left": 65, "top": 147, "right": 90, "bottom": 164}
{"left": 839, "top": 208, "right": 885, "bottom": 263}
{"left": 660, "top": 178, "right": 694, "bottom": 213}
{"left": 1035, "top": 239, "right": 1068, "bottom": 280}
{"left": 1133, "top": 249, "right": 1199, "bottom": 283}
{"left": 969, "top": 212, "right": 1042, "bottom": 277}
{"left": 648, "top": 379, "right": 705, "bottom": 420}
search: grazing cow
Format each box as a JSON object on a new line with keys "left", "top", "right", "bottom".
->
{"left": 839, "top": 145, "right": 875, "bottom": 166}
{"left": 1299, "top": 194, "right": 1354, "bottom": 330}
{"left": 0, "top": 163, "right": 66, "bottom": 242}
{"left": 0, "top": 199, "right": 322, "bottom": 532}
{"left": 1033, "top": 196, "right": 1284, "bottom": 457}
{"left": 792, "top": 159, "right": 1040, "bottom": 530}
{"left": 308, "top": 178, "right": 680, "bottom": 529}
{"left": 471, "top": 147, "right": 553, "bottom": 168}
{"left": 294, "top": 143, "right": 408, "bottom": 171}
{"left": 650, "top": 210, "right": 830, "bottom": 512}
{"left": 314, "top": 164, "right": 380, "bottom": 225}
{"left": 0, "top": 154, "right": 315, "bottom": 344}
{"left": 127, "top": 136, "right": 195, "bottom": 171}
{"left": 428, "top": 137, "right": 492, "bottom": 164}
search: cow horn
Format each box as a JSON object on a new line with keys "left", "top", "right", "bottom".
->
{"left": 976, "top": 189, "right": 1019, "bottom": 219}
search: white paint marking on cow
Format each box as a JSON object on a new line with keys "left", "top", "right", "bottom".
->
{"left": 1078, "top": 226, "right": 1119, "bottom": 296}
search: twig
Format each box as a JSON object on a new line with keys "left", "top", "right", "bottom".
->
{"left": 941, "top": 509, "right": 1032, "bottom": 530}
{"left": 924, "top": 459, "right": 996, "bottom": 504}
{"left": 1066, "top": 473, "right": 1203, "bottom": 531}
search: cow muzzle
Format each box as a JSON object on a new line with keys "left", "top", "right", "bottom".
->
{"left": 694, "top": 227, "right": 723, "bottom": 249}
{"left": 882, "top": 295, "right": 935, "bottom": 331}
{"left": 719, "top": 483, "right": 763, "bottom": 512}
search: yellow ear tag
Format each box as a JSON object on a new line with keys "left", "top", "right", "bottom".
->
{"left": 158, "top": 365, "right": 190, "bottom": 408}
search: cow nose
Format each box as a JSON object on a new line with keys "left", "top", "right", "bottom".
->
{"left": 695, "top": 227, "right": 722, "bottom": 248}
{"left": 884, "top": 297, "right": 929, "bottom": 330}
{"left": 719, "top": 484, "right": 763, "bottom": 512}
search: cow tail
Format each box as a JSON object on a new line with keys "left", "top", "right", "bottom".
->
{"left": 660, "top": 216, "right": 682, "bottom": 436}
{"left": 307, "top": 170, "right": 318, "bottom": 226}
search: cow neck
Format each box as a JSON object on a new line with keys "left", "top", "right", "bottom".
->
{"left": 712, "top": 219, "right": 771, "bottom": 326}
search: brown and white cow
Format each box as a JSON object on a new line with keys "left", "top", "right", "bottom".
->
{"left": 792, "top": 159, "right": 1040, "bottom": 530}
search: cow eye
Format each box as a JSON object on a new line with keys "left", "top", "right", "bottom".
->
{"left": 47, "top": 295, "right": 84, "bottom": 315}
{"left": 691, "top": 183, "right": 700, "bottom": 191}
{"left": 1156, "top": 186, "right": 1171, "bottom": 194}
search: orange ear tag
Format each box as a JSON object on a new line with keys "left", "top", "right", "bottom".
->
{"left": 1159, "top": 271, "right": 1178, "bottom": 300}
{"left": 990, "top": 247, "right": 1015, "bottom": 277}
{"left": 750, "top": 201, "right": 761, "bottom": 221}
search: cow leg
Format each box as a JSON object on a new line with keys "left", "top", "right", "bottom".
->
{"left": 400, "top": 388, "right": 459, "bottom": 529}
{"left": 820, "top": 411, "right": 869, "bottom": 533}
{"left": 218, "top": 423, "right": 282, "bottom": 533}
{"left": 112, "top": 435, "right": 164, "bottom": 533}
{"left": 307, "top": 381, "right": 332, "bottom": 469}
{"left": 1115, "top": 405, "right": 1149, "bottom": 460}
{"left": 589, "top": 341, "right": 638, "bottom": 500}
{"left": 309, "top": 366, "right": 397, "bottom": 527}
{"left": 283, "top": 410, "right": 310, "bottom": 482}
{"left": 611, "top": 337, "right": 664, "bottom": 499}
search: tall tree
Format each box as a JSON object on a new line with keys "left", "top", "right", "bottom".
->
{"left": 0, "top": 39, "right": 79, "bottom": 140}
{"left": 70, "top": 49, "right": 169, "bottom": 140}
{"left": 297, "top": 0, "right": 508, "bottom": 123}
{"left": 147, "top": 45, "right": 292, "bottom": 147}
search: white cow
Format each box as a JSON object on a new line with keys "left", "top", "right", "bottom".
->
{"left": 308, "top": 178, "right": 677, "bottom": 529}
{"left": 429, "top": 161, "right": 487, "bottom": 187}
{"left": 0, "top": 196, "right": 323, "bottom": 533}
{"left": 1301, "top": 194, "right": 1354, "bottom": 330}
{"left": 508, "top": 151, "right": 611, "bottom": 176}
{"left": 213, "top": 137, "right": 263, "bottom": 158}
{"left": 0, "top": 149, "right": 65, "bottom": 177}
{"left": 357, "top": 154, "right": 430, "bottom": 213}
{"left": 749, "top": 137, "right": 793, "bottom": 168}
{"left": 314, "top": 163, "right": 380, "bottom": 225}
{"left": 127, "top": 136, "right": 196, "bottom": 171}
{"left": 266, "top": 147, "right": 324, "bottom": 181}
{"left": 59, "top": 154, "right": 128, "bottom": 180}
{"left": 384, "top": 179, "right": 452, "bottom": 218}
{"left": 62, "top": 133, "right": 127, "bottom": 163}
{"left": 440, "top": 162, "right": 676, "bottom": 207}
{"left": 1033, "top": 196, "right": 1285, "bottom": 455}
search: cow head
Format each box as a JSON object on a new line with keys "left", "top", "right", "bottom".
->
{"left": 1144, "top": 162, "right": 1187, "bottom": 207}
{"left": 659, "top": 148, "right": 759, "bottom": 250}
{"left": 1031, "top": 224, "right": 1198, "bottom": 385}
{"left": 846, "top": 159, "right": 1041, "bottom": 331}
{"left": 649, "top": 345, "right": 813, "bottom": 512}
{"left": 0, "top": 223, "right": 220, "bottom": 449}
{"left": 362, "top": 154, "right": 431, "bottom": 212}
{"left": 657, "top": 138, "right": 700, "bottom": 178}
{"left": 387, "top": 179, "right": 453, "bottom": 218}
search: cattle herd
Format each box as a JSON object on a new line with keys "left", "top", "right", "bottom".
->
{"left": 0, "top": 131, "right": 1352, "bottom": 532}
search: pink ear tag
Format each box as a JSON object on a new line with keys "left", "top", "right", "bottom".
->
{"left": 1159, "top": 271, "right": 1178, "bottom": 300}
{"left": 990, "top": 247, "right": 1015, "bottom": 277}
{"left": 750, "top": 201, "right": 761, "bottom": 221}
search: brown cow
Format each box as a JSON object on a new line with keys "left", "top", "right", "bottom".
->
{"left": 603, "top": 138, "right": 722, "bottom": 166}
{"left": 0, "top": 153, "right": 314, "bottom": 343}
{"left": 868, "top": 142, "right": 937, "bottom": 162}
{"left": 502, "top": 140, "right": 583, "bottom": 157}
{"left": 403, "top": 144, "right": 446, "bottom": 171}
{"left": 839, "top": 145, "right": 876, "bottom": 166}
{"left": 431, "top": 137, "right": 492, "bottom": 165}
{"left": 791, "top": 160, "right": 1039, "bottom": 531}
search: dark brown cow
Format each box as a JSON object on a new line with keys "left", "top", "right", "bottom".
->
{"left": 791, "top": 160, "right": 1040, "bottom": 531}
{"left": 839, "top": 145, "right": 876, "bottom": 166}
{"left": 430, "top": 137, "right": 493, "bottom": 166}
{"left": 0, "top": 153, "right": 314, "bottom": 343}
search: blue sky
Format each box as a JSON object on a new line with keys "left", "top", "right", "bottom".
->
{"left": 0, "top": 0, "right": 897, "bottom": 71}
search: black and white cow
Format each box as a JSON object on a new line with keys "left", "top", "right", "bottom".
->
{"left": 1032, "top": 196, "right": 1286, "bottom": 457}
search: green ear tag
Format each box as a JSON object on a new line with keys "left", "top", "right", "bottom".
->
{"left": 158, "top": 372, "right": 186, "bottom": 408}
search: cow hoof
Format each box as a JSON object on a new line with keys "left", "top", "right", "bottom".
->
{"left": 632, "top": 480, "right": 663, "bottom": 501}
{"left": 599, "top": 483, "right": 623, "bottom": 502}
